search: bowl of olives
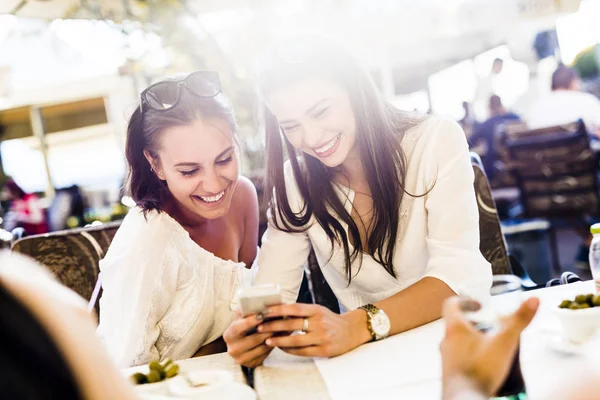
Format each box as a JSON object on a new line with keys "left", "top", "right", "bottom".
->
{"left": 129, "top": 358, "right": 180, "bottom": 394}
{"left": 553, "top": 294, "right": 600, "bottom": 343}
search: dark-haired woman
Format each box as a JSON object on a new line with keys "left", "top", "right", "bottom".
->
{"left": 2, "top": 178, "right": 48, "bottom": 234}
{"left": 224, "top": 35, "right": 492, "bottom": 366}
{"left": 97, "top": 71, "right": 259, "bottom": 367}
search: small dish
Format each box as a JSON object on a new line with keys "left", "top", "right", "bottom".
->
{"left": 169, "top": 374, "right": 255, "bottom": 400}
{"left": 551, "top": 303, "right": 600, "bottom": 343}
{"left": 541, "top": 330, "right": 589, "bottom": 356}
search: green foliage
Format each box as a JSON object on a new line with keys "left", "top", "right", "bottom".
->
{"left": 572, "top": 44, "right": 600, "bottom": 80}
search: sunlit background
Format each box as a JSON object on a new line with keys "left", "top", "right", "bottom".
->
{"left": 0, "top": 0, "right": 599, "bottom": 222}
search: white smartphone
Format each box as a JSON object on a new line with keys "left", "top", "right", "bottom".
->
{"left": 238, "top": 284, "right": 282, "bottom": 317}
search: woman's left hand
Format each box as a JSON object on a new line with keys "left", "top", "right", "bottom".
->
{"left": 257, "top": 303, "right": 368, "bottom": 357}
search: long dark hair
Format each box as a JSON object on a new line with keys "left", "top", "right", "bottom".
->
{"left": 257, "top": 35, "right": 425, "bottom": 282}
{"left": 125, "top": 85, "right": 237, "bottom": 213}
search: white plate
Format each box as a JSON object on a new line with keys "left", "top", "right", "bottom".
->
{"left": 541, "top": 330, "right": 589, "bottom": 356}
{"left": 137, "top": 384, "right": 256, "bottom": 400}
{"left": 168, "top": 370, "right": 234, "bottom": 396}
{"left": 168, "top": 381, "right": 255, "bottom": 400}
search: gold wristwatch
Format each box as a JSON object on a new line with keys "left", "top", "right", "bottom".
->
{"left": 358, "top": 304, "right": 391, "bottom": 341}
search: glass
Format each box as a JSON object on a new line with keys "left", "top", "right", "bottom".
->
{"left": 589, "top": 224, "right": 600, "bottom": 294}
{"left": 460, "top": 275, "right": 527, "bottom": 400}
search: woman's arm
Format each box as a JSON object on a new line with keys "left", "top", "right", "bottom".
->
{"left": 253, "top": 161, "right": 313, "bottom": 303}
{"left": 224, "top": 162, "right": 312, "bottom": 367}
{"left": 344, "top": 277, "right": 455, "bottom": 346}
{"left": 97, "top": 216, "right": 179, "bottom": 367}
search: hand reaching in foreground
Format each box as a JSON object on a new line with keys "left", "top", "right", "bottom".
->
{"left": 440, "top": 296, "right": 539, "bottom": 400}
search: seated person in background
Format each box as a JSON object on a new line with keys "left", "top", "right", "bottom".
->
{"left": 527, "top": 65, "right": 600, "bottom": 136}
{"left": 458, "top": 101, "right": 478, "bottom": 138}
{"left": 97, "top": 71, "right": 259, "bottom": 368}
{"left": 225, "top": 34, "right": 492, "bottom": 367}
{"left": 469, "top": 95, "right": 520, "bottom": 181}
{"left": 441, "top": 296, "right": 599, "bottom": 400}
{"left": 0, "top": 251, "right": 137, "bottom": 400}
{"left": 1, "top": 178, "right": 48, "bottom": 235}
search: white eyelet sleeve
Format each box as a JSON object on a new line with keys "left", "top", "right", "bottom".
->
{"left": 421, "top": 118, "right": 492, "bottom": 299}
{"left": 97, "top": 216, "right": 180, "bottom": 368}
{"left": 254, "top": 162, "right": 312, "bottom": 304}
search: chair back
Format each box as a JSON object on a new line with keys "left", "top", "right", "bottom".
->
{"left": 471, "top": 153, "right": 512, "bottom": 275}
{"left": 506, "top": 120, "right": 600, "bottom": 218}
{"left": 11, "top": 221, "right": 121, "bottom": 306}
{"left": 491, "top": 121, "right": 577, "bottom": 188}
{"left": 490, "top": 121, "right": 525, "bottom": 187}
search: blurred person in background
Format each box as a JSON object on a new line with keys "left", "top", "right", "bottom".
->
{"left": 527, "top": 65, "right": 600, "bottom": 136}
{"left": 97, "top": 71, "right": 258, "bottom": 368}
{"left": 469, "top": 95, "right": 521, "bottom": 181}
{"left": 459, "top": 101, "right": 477, "bottom": 138}
{"left": 1, "top": 178, "right": 48, "bottom": 235}
{"left": 473, "top": 58, "right": 505, "bottom": 120}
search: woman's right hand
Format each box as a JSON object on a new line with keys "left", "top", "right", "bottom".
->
{"left": 223, "top": 312, "right": 274, "bottom": 368}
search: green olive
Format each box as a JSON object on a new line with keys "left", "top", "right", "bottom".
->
{"left": 130, "top": 372, "right": 148, "bottom": 385}
{"left": 147, "top": 370, "right": 161, "bottom": 383}
{"left": 569, "top": 303, "right": 580, "bottom": 310}
{"left": 161, "top": 358, "right": 173, "bottom": 369}
{"left": 165, "top": 363, "right": 180, "bottom": 378}
{"left": 149, "top": 360, "right": 163, "bottom": 373}
{"left": 578, "top": 303, "right": 591, "bottom": 309}
{"left": 575, "top": 294, "right": 588, "bottom": 304}
{"left": 559, "top": 300, "right": 572, "bottom": 309}
{"left": 593, "top": 295, "right": 600, "bottom": 307}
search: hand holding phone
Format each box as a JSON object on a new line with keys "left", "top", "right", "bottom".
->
{"left": 238, "top": 284, "right": 282, "bottom": 318}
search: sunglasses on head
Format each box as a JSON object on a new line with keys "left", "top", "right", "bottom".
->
{"left": 139, "top": 70, "right": 221, "bottom": 113}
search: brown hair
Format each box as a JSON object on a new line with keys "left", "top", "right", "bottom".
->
{"left": 125, "top": 86, "right": 237, "bottom": 213}
{"left": 551, "top": 65, "right": 579, "bottom": 91}
{"left": 256, "top": 34, "right": 425, "bottom": 282}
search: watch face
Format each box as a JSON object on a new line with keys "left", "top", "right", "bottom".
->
{"left": 371, "top": 311, "right": 391, "bottom": 337}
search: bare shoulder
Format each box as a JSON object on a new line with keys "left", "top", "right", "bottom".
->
{"left": 234, "top": 176, "right": 258, "bottom": 202}
{"left": 231, "top": 176, "right": 259, "bottom": 218}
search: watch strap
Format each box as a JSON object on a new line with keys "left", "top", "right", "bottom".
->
{"left": 359, "top": 304, "right": 380, "bottom": 341}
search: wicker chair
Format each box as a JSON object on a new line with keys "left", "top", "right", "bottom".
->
{"left": 11, "top": 221, "right": 121, "bottom": 308}
{"left": 505, "top": 120, "right": 599, "bottom": 274}
{"left": 471, "top": 153, "right": 513, "bottom": 275}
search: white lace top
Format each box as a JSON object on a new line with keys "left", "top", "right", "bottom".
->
{"left": 97, "top": 208, "right": 251, "bottom": 368}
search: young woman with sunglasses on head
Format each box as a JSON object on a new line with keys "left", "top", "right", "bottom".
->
{"left": 97, "top": 71, "right": 259, "bottom": 367}
{"left": 223, "top": 35, "right": 492, "bottom": 367}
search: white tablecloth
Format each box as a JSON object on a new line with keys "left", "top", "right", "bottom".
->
{"left": 255, "top": 282, "right": 599, "bottom": 400}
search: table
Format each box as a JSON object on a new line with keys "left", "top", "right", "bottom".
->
{"left": 254, "top": 349, "right": 330, "bottom": 400}
{"left": 253, "top": 281, "right": 600, "bottom": 400}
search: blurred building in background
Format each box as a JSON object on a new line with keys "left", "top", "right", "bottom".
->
{"left": 0, "top": 0, "right": 598, "bottom": 227}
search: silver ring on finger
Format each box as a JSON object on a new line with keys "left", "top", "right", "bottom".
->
{"left": 302, "top": 317, "right": 309, "bottom": 333}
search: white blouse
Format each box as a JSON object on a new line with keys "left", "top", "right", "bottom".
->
{"left": 255, "top": 116, "right": 492, "bottom": 310}
{"left": 97, "top": 208, "right": 251, "bottom": 368}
